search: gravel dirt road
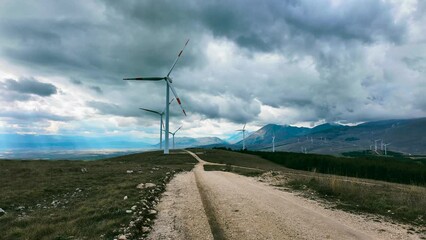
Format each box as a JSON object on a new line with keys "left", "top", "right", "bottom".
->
{"left": 148, "top": 151, "right": 421, "bottom": 240}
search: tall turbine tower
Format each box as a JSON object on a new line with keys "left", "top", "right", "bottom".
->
{"left": 124, "top": 40, "right": 189, "bottom": 154}
{"left": 139, "top": 99, "right": 174, "bottom": 150}
{"left": 236, "top": 123, "right": 247, "bottom": 150}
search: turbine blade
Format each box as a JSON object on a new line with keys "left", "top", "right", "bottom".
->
{"left": 167, "top": 39, "right": 190, "bottom": 77}
{"left": 174, "top": 126, "right": 182, "bottom": 134}
{"left": 168, "top": 82, "right": 187, "bottom": 116}
{"left": 139, "top": 108, "right": 161, "bottom": 115}
{"left": 243, "top": 123, "right": 246, "bottom": 130}
{"left": 124, "top": 77, "right": 165, "bottom": 81}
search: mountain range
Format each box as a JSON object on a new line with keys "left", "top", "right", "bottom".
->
{"left": 1, "top": 117, "right": 425, "bottom": 156}
{"left": 229, "top": 118, "right": 426, "bottom": 155}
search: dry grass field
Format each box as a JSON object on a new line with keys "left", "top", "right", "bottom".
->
{"left": 0, "top": 151, "right": 196, "bottom": 240}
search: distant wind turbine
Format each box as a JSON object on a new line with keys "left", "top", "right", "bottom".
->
{"left": 139, "top": 99, "right": 174, "bottom": 150}
{"left": 124, "top": 39, "right": 189, "bottom": 154}
{"left": 169, "top": 126, "right": 182, "bottom": 149}
{"left": 236, "top": 123, "right": 247, "bottom": 150}
{"left": 272, "top": 132, "right": 275, "bottom": 153}
{"left": 374, "top": 139, "right": 381, "bottom": 152}
{"left": 384, "top": 143, "right": 391, "bottom": 155}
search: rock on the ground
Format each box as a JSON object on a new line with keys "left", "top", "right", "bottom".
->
{"left": 123, "top": 196, "right": 128, "bottom": 200}
{"left": 118, "top": 234, "right": 127, "bottom": 240}
{"left": 0, "top": 208, "right": 5, "bottom": 215}
{"left": 126, "top": 170, "right": 133, "bottom": 174}
{"left": 137, "top": 182, "right": 157, "bottom": 189}
{"left": 145, "top": 183, "right": 156, "bottom": 188}
{"left": 148, "top": 209, "right": 157, "bottom": 215}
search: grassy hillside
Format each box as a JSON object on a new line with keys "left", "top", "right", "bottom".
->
{"left": 0, "top": 151, "right": 196, "bottom": 240}
{"left": 248, "top": 151, "right": 426, "bottom": 185}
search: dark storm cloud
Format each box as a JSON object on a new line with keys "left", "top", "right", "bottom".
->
{"left": 3, "top": 78, "right": 57, "bottom": 96}
{"left": 0, "top": 110, "right": 74, "bottom": 122}
{"left": 0, "top": 0, "right": 421, "bottom": 127}
{"left": 186, "top": 94, "right": 261, "bottom": 123}
{"left": 198, "top": 0, "right": 405, "bottom": 52}
{"left": 0, "top": 0, "right": 404, "bottom": 80}
{"left": 70, "top": 78, "right": 83, "bottom": 85}
{"left": 89, "top": 86, "right": 103, "bottom": 94}
{"left": 0, "top": 78, "right": 57, "bottom": 102}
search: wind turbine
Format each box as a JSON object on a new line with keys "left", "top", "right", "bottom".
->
{"left": 236, "top": 123, "right": 247, "bottom": 150}
{"left": 169, "top": 126, "right": 182, "bottom": 149}
{"left": 374, "top": 139, "right": 381, "bottom": 152}
{"left": 272, "top": 132, "right": 275, "bottom": 153}
{"left": 384, "top": 143, "right": 391, "bottom": 155}
{"left": 124, "top": 39, "right": 189, "bottom": 154}
{"left": 139, "top": 99, "right": 174, "bottom": 150}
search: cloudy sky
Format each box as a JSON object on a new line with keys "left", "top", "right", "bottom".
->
{"left": 0, "top": 0, "right": 425, "bottom": 142}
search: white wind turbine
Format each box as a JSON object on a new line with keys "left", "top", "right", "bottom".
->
{"left": 124, "top": 39, "right": 189, "bottom": 154}
{"left": 384, "top": 143, "right": 391, "bottom": 155}
{"left": 374, "top": 139, "right": 381, "bottom": 152}
{"left": 139, "top": 99, "right": 174, "bottom": 150}
{"left": 169, "top": 126, "right": 182, "bottom": 149}
{"left": 236, "top": 123, "right": 247, "bottom": 150}
{"left": 272, "top": 132, "right": 275, "bottom": 152}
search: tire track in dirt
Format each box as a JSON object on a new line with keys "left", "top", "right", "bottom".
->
{"left": 194, "top": 165, "right": 226, "bottom": 240}
{"left": 186, "top": 150, "right": 226, "bottom": 239}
